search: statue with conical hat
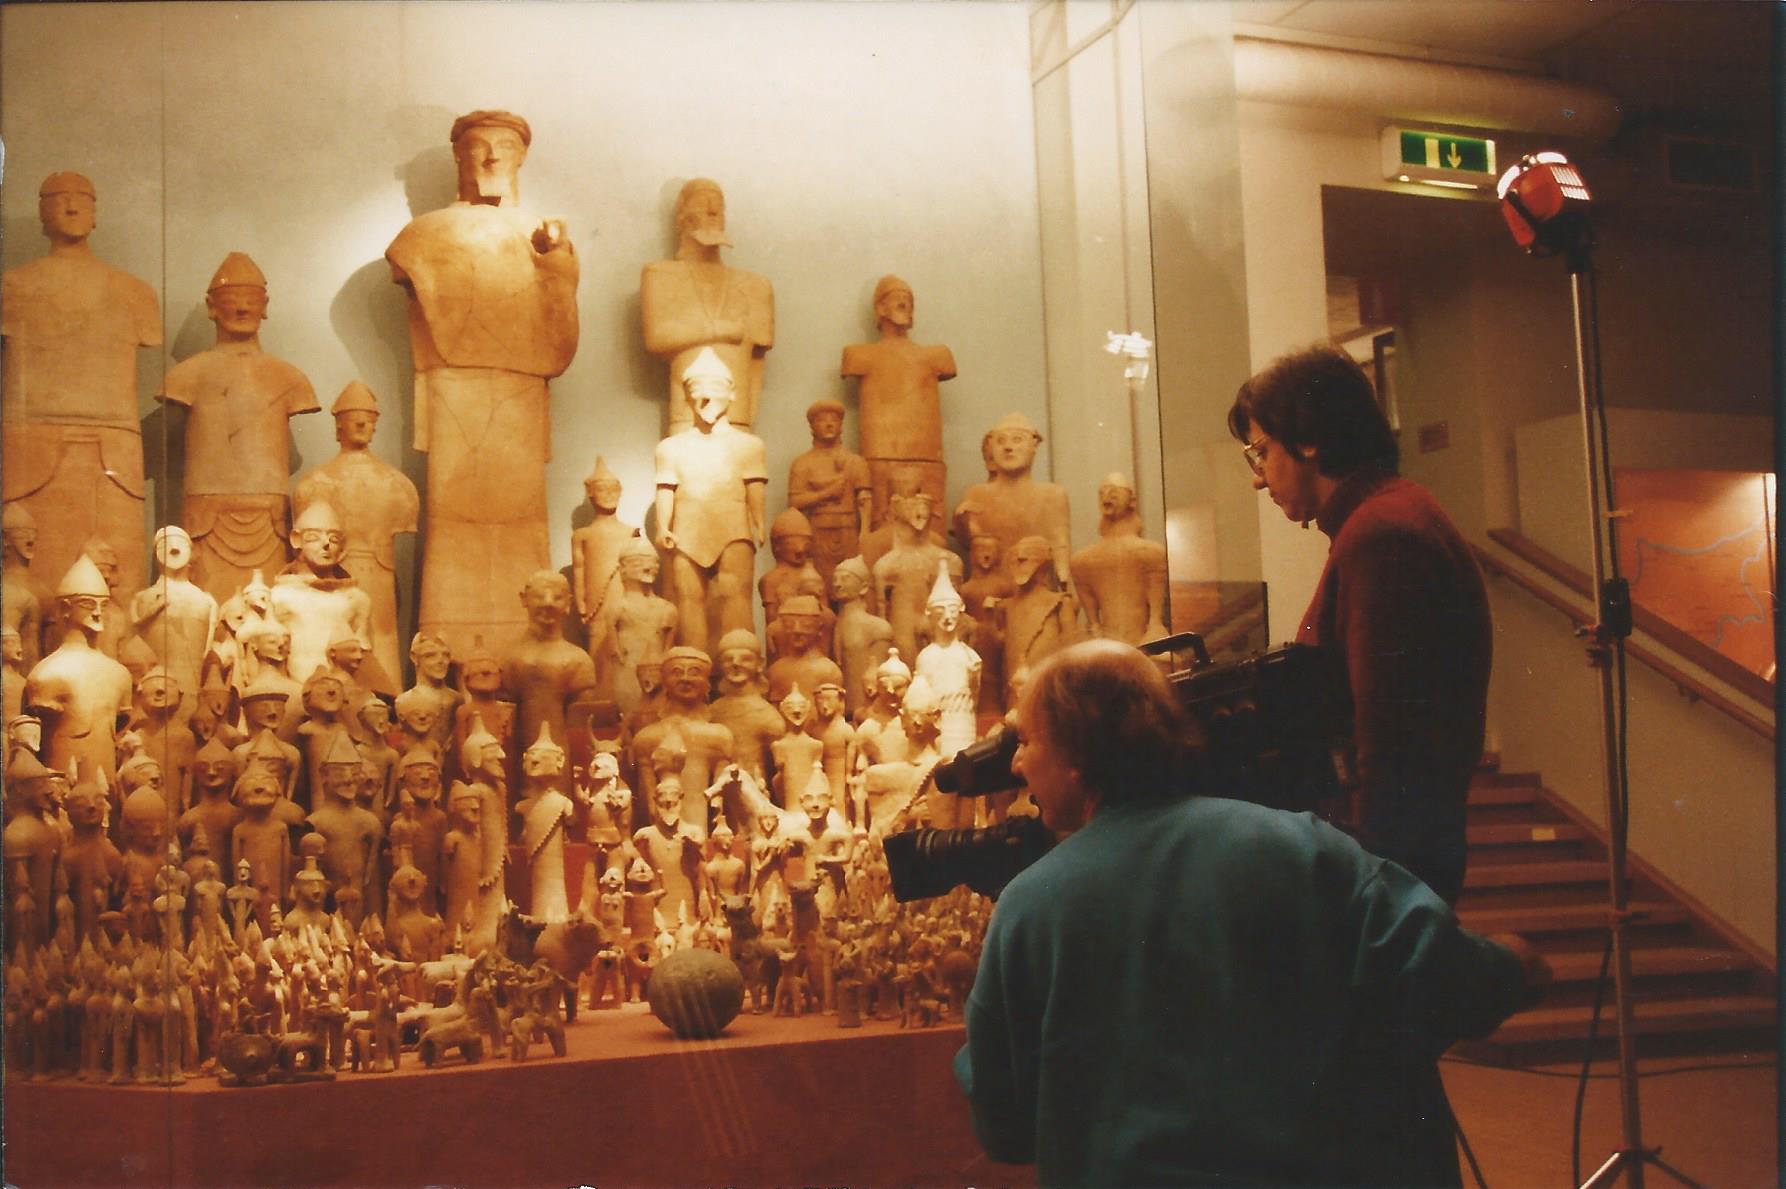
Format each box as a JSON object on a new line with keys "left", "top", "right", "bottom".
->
{"left": 158, "top": 250, "right": 320, "bottom": 603}
{"left": 913, "top": 563, "right": 982, "bottom": 827}
{"left": 952, "top": 411, "right": 1073, "bottom": 592}
{"left": 293, "top": 381, "right": 419, "bottom": 690}
{"left": 3, "top": 171, "right": 161, "bottom": 606}
{"left": 518, "top": 724, "right": 578, "bottom": 922}
{"left": 570, "top": 454, "right": 639, "bottom": 695}
{"left": 25, "top": 555, "right": 133, "bottom": 789}
{"left": 447, "top": 714, "right": 508, "bottom": 955}
{"left": 268, "top": 499, "right": 372, "bottom": 687}
{"left": 387, "top": 109, "right": 579, "bottom": 659}
{"left": 653, "top": 347, "right": 768, "bottom": 656}
{"left": 307, "top": 730, "right": 383, "bottom": 923}
{"left": 1069, "top": 471, "right": 1169, "bottom": 647}
{"left": 3, "top": 746, "right": 63, "bottom": 951}
{"left": 840, "top": 274, "right": 958, "bottom": 525}
{"left": 642, "top": 177, "right": 774, "bottom": 432}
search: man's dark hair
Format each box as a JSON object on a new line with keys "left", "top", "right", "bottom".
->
{"left": 1226, "top": 344, "right": 1399, "bottom": 476}
{"left": 1024, "top": 640, "right": 1186, "bottom": 803}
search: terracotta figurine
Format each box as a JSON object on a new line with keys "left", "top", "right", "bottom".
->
{"left": 269, "top": 500, "right": 372, "bottom": 686}
{"left": 913, "top": 565, "right": 981, "bottom": 827}
{"left": 609, "top": 537, "right": 678, "bottom": 718}
{"left": 829, "top": 557, "right": 894, "bottom": 721}
{"left": 708, "top": 630, "right": 785, "bottom": 788}
{"left": 2, "top": 504, "right": 44, "bottom": 671}
{"left": 1068, "top": 471, "right": 1169, "bottom": 646}
{"left": 786, "top": 399, "right": 872, "bottom": 588}
{"left": 840, "top": 274, "right": 958, "bottom": 523}
{"left": 387, "top": 110, "right": 579, "bottom": 657}
{"left": 766, "top": 595, "right": 844, "bottom": 705}
{"left": 26, "top": 556, "right": 133, "bottom": 789}
{"left": 873, "top": 483, "right": 963, "bottom": 665}
{"left": 129, "top": 527, "right": 219, "bottom": 722}
{"left": 952, "top": 412, "right": 1073, "bottom": 591}
{"left": 629, "top": 647, "right": 734, "bottom": 831}
{"left": 570, "top": 456, "right": 638, "bottom": 693}
{"left": 519, "top": 726, "right": 578, "bottom": 922}
{"left": 501, "top": 570, "right": 598, "bottom": 778}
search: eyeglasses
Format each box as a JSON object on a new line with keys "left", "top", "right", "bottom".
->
{"left": 1242, "top": 436, "right": 1269, "bottom": 475}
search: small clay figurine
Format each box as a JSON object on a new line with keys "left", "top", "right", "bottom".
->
{"left": 642, "top": 177, "right": 774, "bottom": 432}
{"left": 629, "top": 648, "right": 734, "bottom": 831}
{"left": 450, "top": 716, "right": 509, "bottom": 955}
{"left": 860, "top": 675, "right": 944, "bottom": 835}
{"left": 128, "top": 526, "right": 219, "bottom": 721}
{"left": 2, "top": 628, "right": 25, "bottom": 725}
{"left": 958, "top": 532, "right": 1012, "bottom": 718}
{"left": 61, "top": 765, "right": 122, "bottom": 947}
{"left": 3, "top": 748, "right": 64, "bottom": 950}
{"left": 1068, "top": 471, "right": 1169, "bottom": 646}
{"left": 404, "top": 632, "right": 463, "bottom": 754}
{"left": 808, "top": 681, "right": 857, "bottom": 821}
{"left": 269, "top": 500, "right": 372, "bottom": 686}
{"left": 654, "top": 348, "right": 768, "bottom": 655}
{"left": 913, "top": 565, "right": 981, "bottom": 826}
{"left": 236, "top": 622, "right": 304, "bottom": 743}
{"left": 25, "top": 555, "right": 133, "bottom": 788}
{"left": 131, "top": 668, "right": 196, "bottom": 814}
{"left": 765, "top": 595, "right": 843, "bottom": 704}
{"left": 296, "top": 667, "right": 353, "bottom": 804}
{"left": 873, "top": 484, "right": 963, "bottom": 664}
{"left": 609, "top": 537, "right": 678, "bottom": 718}
{"left": 178, "top": 738, "right": 242, "bottom": 867}
{"left": 758, "top": 508, "right": 827, "bottom": 650}
{"left": 952, "top": 413, "right": 1073, "bottom": 591}
{"left": 307, "top": 733, "right": 383, "bottom": 923}
{"left": 570, "top": 456, "right": 638, "bottom": 691}
{"left": 291, "top": 381, "right": 419, "bottom": 687}
{"left": 2, "top": 504, "right": 44, "bottom": 672}
{"left": 631, "top": 779, "right": 703, "bottom": 928}
{"left": 229, "top": 769, "right": 291, "bottom": 936}
{"left": 393, "top": 748, "right": 449, "bottom": 913}
{"left": 520, "top": 729, "right": 580, "bottom": 924}
{"left": 997, "top": 536, "right": 1081, "bottom": 703}
{"left": 830, "top": 557, "right": 894, "bottom": 721}
{"left": 386, "top": 862, "right": 447, "bottom": 965}
{"left": 708, "top": 630, "right": 785, "bottom": 788}
{"left": 769, "top": 686, "right": 825, "bottom": 812}
{"left": 393, "top": 686, "right": 445, "bottom": 762}
{"left": 786, "top": 399, "right": 873, "bottom": 589}
{"left": 452, "top": 640, "right": 517, "bottom": 788}
{"left": 501, "top": 570, "right": 598, "bottom": 772}
{"left": 117, "top": 782, "right": 171, "bottom": 912}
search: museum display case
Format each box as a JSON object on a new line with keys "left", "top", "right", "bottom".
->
{"left": 0, "top": 3, "right": 1208, "bottom": 1185}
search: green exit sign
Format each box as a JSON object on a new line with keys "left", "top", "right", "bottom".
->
{"left": 1380, "top": 126, "right": 1498, "bottom": 190}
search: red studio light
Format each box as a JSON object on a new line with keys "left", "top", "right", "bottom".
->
{"left": 1497, "top": 151, "right": 1593, "bottom": 255}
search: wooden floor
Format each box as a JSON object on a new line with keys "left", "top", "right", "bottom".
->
{"left": 1442, "top": 1050, "right": 1779, "bottom": 1189}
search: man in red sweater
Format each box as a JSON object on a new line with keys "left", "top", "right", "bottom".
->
{"left": 1228, "top": 345, "right": 1492, "bottom": 904}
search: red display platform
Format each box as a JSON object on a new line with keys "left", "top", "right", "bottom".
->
{"left": 3, "top": 1007, "right": 1038, "bottom": 1189}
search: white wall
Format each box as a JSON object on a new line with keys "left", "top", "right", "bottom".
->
{"left": 1, "top": 1, "right": 1047, "bottom": 634}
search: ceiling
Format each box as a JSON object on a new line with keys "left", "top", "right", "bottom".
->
{"left": 1232, "top": 0, "right": 1775, "bottom": 132}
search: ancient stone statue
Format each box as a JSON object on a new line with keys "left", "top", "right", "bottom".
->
{"left": 952, "top": 413, "right": 1072, "bottom": 591}
{"left": 393, "top": 748, "right": 448, "bottom": 914}
{"left": 829, "top": 557, "right": 894, "bottom": 721}
{"left": 132, "top": 668, "right": 196, "bottom": 815}
{"left": 518, "top": 726, "right": 578, "bottom": 923}
{"left": 291, "top": 382, "right": 419, "bottom": 689}
{"left": 502, "top": 570, "right": 598, "bottom": 777}
{"left": 859, "top": 675, "right": 944, "bottom": 835}
{"left": 387, "top": 110, "right": 579, "bottom": 657}
{"left": 642, "top": 177, "right": 773, "bottom": 432}
{"left": 998, "top": 536, "right": 1081, "bottom": 699}
{"left": 269, "top": 500, "right": 372, "bottom": 686}
{"left": 26, "top": 555, "right": 133, "bottom": 788}
{"left": 610, "top": 537, "right": 677, "bottom": 718}
{"left": 758, "top": 507, "right": 826, "bottom": 644}
{"left": 570, "top": 456, "right": 638, "bottom": 692}
{"left": 653, "top": 348, "right": 767, "bottom": 655}
{"left": 159, "top": 252, "right": 320, "bottom": 603}
{"left": 129, "top": 526, "right": 218, "bottom": 722}
{"left": 2, "top": 504, "right": 44, "bottom": 671}
{"left": 840, "top": 274, "right": 957, "bottom": 523}
{"left": 766, "top": 595, "right": 844, "bottom": 705}
{"left": 3, "top": 172, "right": 160, "bottom": 605}
{"left": 807, "top": 681, "right": 856, "bottom": 825}
{"left": 786, "top": 399, "right": 872, "bottom": 587}
{"left": 708, "top": 630, "right": 785, "bottom": 788}
{"left": 1069, "top": 472, "right": 1169, "bottom": 646}
{"left": 403, "top": 632, "right": 463, "bottom": 756}
{"left": 61, "top": 764, "right": 121, "bottom": 947}
{"left": 769, "top": 686, "right": 824, "bottom": 812}
{"left": 873, "top": 483, "right": 962, "bottom": 664}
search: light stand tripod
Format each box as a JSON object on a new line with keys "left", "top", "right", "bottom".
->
{"left": 1498, "top": 153, "right": 1705, "bottom": 1189}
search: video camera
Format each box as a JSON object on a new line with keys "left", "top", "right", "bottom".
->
{"left": 883, "top": 633, "right": 1356, "bottom": 902}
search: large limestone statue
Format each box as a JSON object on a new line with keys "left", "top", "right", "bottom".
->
{"left": 292, "top": 382, "right": 420, "bottom": 690}
{"left": 25, "top": 555, "right": 133, "bottom": 789}
{"left": 840, "top": 274, "right": 957, "bottom": 523}
{"left": 952, "top": 412, "right": 1072, "bottom": 591}
{"left": 786, "top": 399, "right": 872, "bottom": 588}
{"left": 2, "top": 172, "right": 160, "bottom": 606}
{"left": 387, "top": 110, "right": 579, "bottom": 657}
{"left": 2, "top": 504, "right": 44, "bottom": 671}
{"left": 129, "top": 526, "right": 219, "bottom": 722}
{"left": 1069, "top": 472, "right": 1169, "bottom": 646}
{"left": 570, "top": 456, "right": 638, "bottom": 691}
{"left": 269, "top": 500, "right": 372, "bottom": 685}
{"left": 654, "top": 348, "right": 767, "bottom": 655}
{"left": 158, "top": 252, "right": 320, "bottom": 603}
{"left": 642, "top": 177, "right": 774, "bottom": 432}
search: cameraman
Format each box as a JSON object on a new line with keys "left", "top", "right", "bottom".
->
{"left": 953, "top": 639, "right": 1544, "bottom": 1188}
{"left": 1228, "top": 345, "right": 1491, "bottom": 905}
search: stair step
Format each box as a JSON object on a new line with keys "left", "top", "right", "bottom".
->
{"left": 1457, "top": 898, "right": 1688, "bottom": 936}
{"left": 1544, "top": 945, "right": 1753, "bottom": 983}
{"left": 1466, "top": 783, "right": 1542, "bottom": 808}
{"left": 1464, "top": 860, "right": 1607, "bottom": 890}
{"left": 1488, "top": 995, "right": 1776, "bottom": 1045}
{"left": 1467, "top": 821, "right": 1589, "bottom": 847}
{"left": 1469, "top": 769, "right": 1541, "bottom": 789}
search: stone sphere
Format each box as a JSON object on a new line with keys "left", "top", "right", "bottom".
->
{"left": 647, "top": 947, "right": 745, "bottom": 1038}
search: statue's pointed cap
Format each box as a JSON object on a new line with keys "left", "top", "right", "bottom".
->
{"left": 56, "top": 554, "right": 108, "bottom": 599}
{"left": 322, "top": 731, "right": 362, "bottom": 769}
{"left": 5, "top": 747, "right": 52, "bottom": 782}
{"left": 330, "top": 380, "right": 380, "bottom": 416}
{"left": 1, "top": 503, "right": 33, "bottom": 532}
{"left": 524, "top": 722, "right": 563, "bottom": 757}
{"left": 683, "top": 346, "right": 732, "bottom": 387}
{"left": 207, "top": 252, "right": 266, "bottom": 291}
{"left": 246, "top": 728, "right": 287, "bottom": 759}
{"left": 925, "top": 559, "right": 963, "bottom": 609}
{"left": 243, "top": 570, "right": 271, "bottom": 599}
{"left": 901, "top": 674, "right": 939, "bottom": 714}
{"left": 196, "top": 736, "right": 235, "bottom": 768}
{"left": 398, "top": 745, "right": 441, "bottom": 773}
{"left": 770, "top": 507, "right": 813, "bottom": 538}
{"left": 240, "top": 672, "right": 290, "bottom": 703}
{"left": 876, "top": 647, "right": 911, "bottom": 683}
{"left": 586, "top": 454, "right": 618, "bottom": 485}
{"left": 463, "top": 711, "right": 497, "bottom": 752}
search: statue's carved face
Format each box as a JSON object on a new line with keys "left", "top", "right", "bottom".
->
{"left": 294, "top": 871, "right": 327, "bottom": 908}
{"left": 397, "top": 702, "right": 438, "bottom": 736}
{"left": 799, "top": 782, "right": 830, "bottom": 821}
{"left": 139, "top": 677, "right": 180, "bottom": 714}
{"left": 830, "top": 567, "right": 864, "bottom": 602}
{"left": 155, "top": 530, "right": 193, "bottom": 573}
{"left": 772, "top": 530, "right": 812, "bottom": 567}
{"left": 897, "top": 492, "right": 934, "bottom": 535}
{"left": 989, "top": 427, "right": 1039, "bottom": 475}
{"left": 778, "top": 689, "right": 811, "bottom": 728}
{"left": 242, "top": 697, "right": 285, "bottom": 731}
{"left": 677, "top": 186, "right": 728, "bottom": 247}
{"left": 237, "top": 774, "right": 279, "bottom": 811}
{"left": 3, "top": 525, "right": 36, "bottom": 564}
{"left": 654, "top": 785, "right": 682, "bottom": 827}
{"left": 294, "top": 522, "right": 346, "bottom": 569}
{"left": 814, "top": 685, "right": 844, "bottom": 720}
{"left": 523, "top": 743, "right": 565, "bottom": 780}
{"left": 1099, "top": 482, "right": 1136, "bottom": 519}
{"left": 207, "top": 284, "right": 268, "bottom": 339}
{"left": 327, "top": 638, "right": 365, "bottom": 671}
{"left": 780, "top": 613, "right": 820, "bottom": 654}
{"left": 67, "top": 785, "right": 104, "bottom": 828}
{"left": 2, "top": 630, "right": 21, "bottom": 666}
{"left": 400, "top": 764, "right": 442, "bottom": 802}
{"left": 303, "top": 675, "right": 346, "bottom": 716}
{"left": 195, "top": 758, "right": 238, "bottom": 794}
{"left": 586, "top": 476, "right": 622, "bottom": 512}
{"left": 876, "top": 670, "right": 911, "bottom": 702}
{"left": 336, "top": 410, "right": 378, "bottom": 450}
{"left": 927, "top": 600, "right": 962, "bottom": 638}
{"left": 454, "top": 125, "right": 526, "bottom": 203}
{"left": 451, "top": 794, "right": 482, "bottom": 830}
{"left": 64, "top": 594, "right": 108, "bottom": 636}
{"left": 808, "top": 409, "right": 843, "bottom": 445}
{"left": 717, "top": 646, "right": 760, "bottom": 687}
{"left": 620, "top": 552, "right": 660, "bottom": 585}
{"left": 253, "top": 627, "right": 291, "bottom": 664}
{"left": 463, "top": 658, "right": 502, "bottom": 694}
{"left": 970, "top": 537, "right": 1001, "bottom": 574}
{"left": 664, "top": 657, "right": 712, "bottom": 703}
{"left": 686, "top": 376, "right": 735, "bottom": 428}
{"left": 412, "top": 641, "right": 452, "bottom": 683}
{"left": 40, "top": 189, "right": 95, "bottom": 241}
{"left": 876, "top": 287, "right": 914, "bottom": 329}
{"left": 523, "top": 580, "right": 571, "bottom": 633}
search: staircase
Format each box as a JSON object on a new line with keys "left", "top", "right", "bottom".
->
{"left": 1452, "top": 764, "right": 1777, "bottom": 1065}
